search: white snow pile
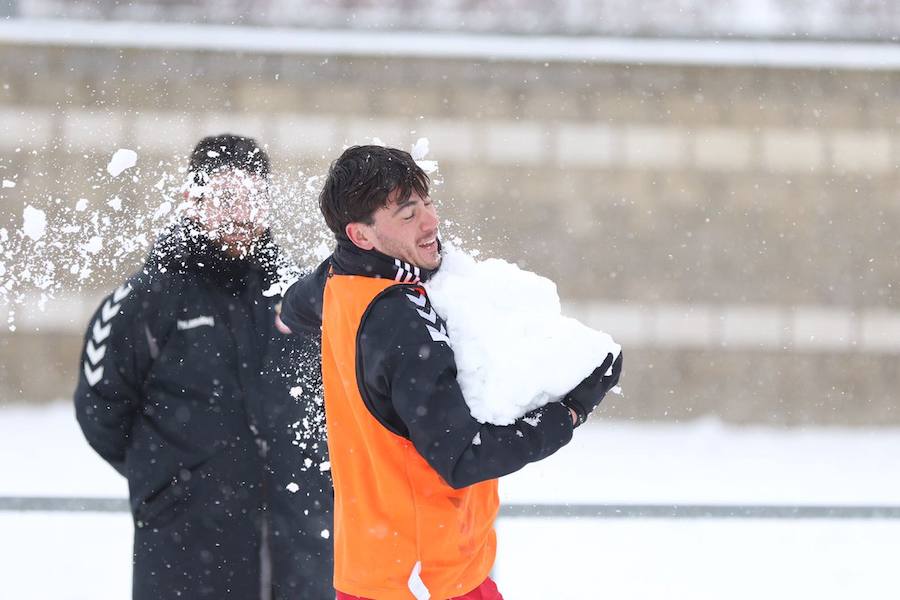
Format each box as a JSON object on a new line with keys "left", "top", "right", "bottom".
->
{"left": 425, "top": 244, "right": 621, "bottom": 425}
{"left": 106, "top": 148, "right": 138, "bottom": 177}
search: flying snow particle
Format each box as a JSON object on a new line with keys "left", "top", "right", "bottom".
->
{"left": 2, "top": 179, "right": 15, "bottom": 188}
{"left": 82, "top": 236, "right": 103, "bottom": 254}
{"left": 289, "top": 386, "right": 303, "bottom": 399}
{"left": 314, "top": 241, "right": 331, "bottom": 261}
{"left": 320, "top": 529, "right": 330, "bottom": 539}
{"left": 107, "top": 148, "right": 138, "bottom": 177}
{"left": 22, "top": 205, "right": 47, "bottom": 241}
{"left": 286, "top": 482, "right": 300, "bottom": 493}
{"left": 153, "top": 201, "right": 172, "bottom": 219}
{"left": 107, "top": 196, "right": 122, "bottom": 211}
{"left": 206, "top": 150, "right": 220, "bottom": 158}
{"left": 319, "top": 461, "right": 331, "bottom": 472}
{"left": 417, "top": 160, "right": 439, "bottom": 174}
{"left": 410, "top": 137, "right": 430, "bottom": 160}
{"left": 410, "top": 137, "right": 438, "bottom": 173}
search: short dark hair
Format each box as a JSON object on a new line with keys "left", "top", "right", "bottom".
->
{"left": 319, "top": 145, "right": 430, "bottom": 239}
{"left": 189, "top": 134, "right": 270, "bottom": 185}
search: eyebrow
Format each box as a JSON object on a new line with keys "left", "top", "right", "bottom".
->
{"left": 391, "top": 196, "right": 420, "bottom": 215}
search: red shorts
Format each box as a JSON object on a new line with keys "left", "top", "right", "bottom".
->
{"left": 336, "top": 577, "right": 504, "bottom": 600}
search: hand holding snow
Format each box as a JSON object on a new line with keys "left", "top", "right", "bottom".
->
{"left": 106, "top": 148, "right": 138, "bottom": 177}
{"left": 425, "top": 246, "right": 621, "bottom": 425}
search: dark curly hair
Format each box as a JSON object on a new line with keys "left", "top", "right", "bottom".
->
{"left": 319, "top": 145, "right": 430, "bottom": 239}
{"left": 189, "top": 134, "right": 270, "bottom": 185}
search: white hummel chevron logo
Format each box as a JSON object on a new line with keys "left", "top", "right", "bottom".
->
{"left": 92, "top": 319, "right": 112, "bottom": 343}
{"left": 101, "top": 298, "right": 120, "bottom": 322}
{"left": 405, "top": 293, "right": 427, "bottom": 307}
{"left": 83, "top": 281, "right": 133, "bottom": 388}
{"left": 85, "top": 339, "right": 106, "bottom": 364}
{"left": 394, "top": 259, "right": 421, "bottom": 284}
{"left": 426, "top": 323, "right": 450, "bottom": 345}
{"left": 406, "top": 290, "right": 450, "bottom": 345}
{"left": 83, "top": 362, "right": 104, "bottom": 386}
{"left": 416, "top": 307, "right": 438, "bottom": 324}
{"left": 113, "top": 283, "right": 132, "bottom": 303}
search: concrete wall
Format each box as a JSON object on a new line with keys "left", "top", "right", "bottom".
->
{"left": 13, "top": 0, "right": 900, "bottom": 40}
{"left": 1, "top": 29, "right": 898, "bottom": 424}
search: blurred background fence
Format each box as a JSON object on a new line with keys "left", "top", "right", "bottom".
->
{"left": 1, "top": 1, "right": 900, "bottom": 424}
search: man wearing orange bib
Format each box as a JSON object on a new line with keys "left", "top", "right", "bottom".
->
{"left": 281, "top": 145, "right": 622, "bottom": 600}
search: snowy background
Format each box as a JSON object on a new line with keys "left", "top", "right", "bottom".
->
{"left": 2, "top": 403, "right": 899, "bottom": 599}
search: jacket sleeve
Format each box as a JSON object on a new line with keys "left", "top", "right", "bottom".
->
{"left": 73, "top": 278, "right": 159, "bottom": 475}
{"left": 280, "top": 259, "right": 330, "bottom": 335}
{"left": 359, "top": 287, "right": 575, "bottom": 489}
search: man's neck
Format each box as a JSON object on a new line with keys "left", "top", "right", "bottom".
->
{"left": 331, "top": 237, "right": 439, "bottom": 284}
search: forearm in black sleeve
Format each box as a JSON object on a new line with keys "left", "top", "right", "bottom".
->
{"left": 387, "top": 342, "right": 574, "bottom": 489}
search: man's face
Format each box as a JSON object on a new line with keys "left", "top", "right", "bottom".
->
{"left": 191, "top": 169, "right": 270, "bottom": 257}
{"left": 363, "top": 190, "right": 441, "bottom": 270}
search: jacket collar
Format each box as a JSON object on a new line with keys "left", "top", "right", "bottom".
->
{"left": 330, "top": 237, "right": 440, "bottom": 284}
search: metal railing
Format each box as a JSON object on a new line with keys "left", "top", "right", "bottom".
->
{"left": 2, "top": 496, "right": 899, "bottom": 520}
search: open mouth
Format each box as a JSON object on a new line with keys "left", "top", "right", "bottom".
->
{"left": 418, "top": 238, "right": 437, "bottom": 252}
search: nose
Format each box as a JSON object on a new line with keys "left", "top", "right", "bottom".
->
{"left": 420, "top": 202, "right": 439, "bottom": 232}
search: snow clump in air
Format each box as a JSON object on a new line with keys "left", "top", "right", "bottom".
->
{"left": 106, "top": 148, "right": 138, "bottom": 177}
{"left": 410, "top": 137, "right": 438, "bottom": 174}
{"left": 425, "top": 244, "right": 621, "bottom": 425}
{"left": 22, "top": 205, "right": 47, "bottom": 241}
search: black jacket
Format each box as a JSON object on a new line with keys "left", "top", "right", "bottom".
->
{"left": 74, "top": 222, "right": 333, "bottom": 600}
{"left": 281, "top": 239, "right": 576, "bottom": 490}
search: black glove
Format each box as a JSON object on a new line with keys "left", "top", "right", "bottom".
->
{"left": 561, "top": 352, "right": 623, "bottom": 427}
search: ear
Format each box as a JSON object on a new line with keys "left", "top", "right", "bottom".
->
{"left": 345, "top": 222, "right": 375, "bottom": 250}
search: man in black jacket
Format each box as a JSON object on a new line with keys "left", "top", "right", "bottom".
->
{"left": 280, "top": 145, "right": 622, "bottom": 599}
{"left": 74, "top": 134, "right": 333, "bottom": 600}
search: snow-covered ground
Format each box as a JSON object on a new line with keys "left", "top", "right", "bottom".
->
{"left": 1, "top": 402, "right": 899, "bottom": 599}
